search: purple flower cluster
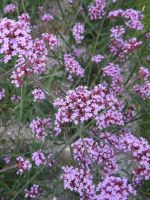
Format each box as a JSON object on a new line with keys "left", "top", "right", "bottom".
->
{"left": 73, "top": 48, "right": 82, "bottom": 57}
{"left": 54, "top": 81, "right": 127, "bottom": 134}
{"left": 32, "top": 88, "right": 46, "bottom": 102}
{"left": 108, "top": 9, "right": 144, "bottom": 30}
{"left": 54, "top": 84, "right": 106, "bottom": 134}
{"left": 118, "top": 130, "right": 150, "bottom": 184}
{"left": 32, "top": 150, "right": 55, "bottom": 168}
{"left": 91, "top": 54, "right": 104, "bottom": 64}
{"left": 3, "top": 156, "right": 11, "bottom": 164}
{"left": 42, "top": 33, "right": 59, "bottom": 49}
{"left": 32, "top": 150, "right": 46, "bottom": 166}
{"left": 139, "top": 67, "right": 149, "bottom": 80}
{"left": 108, "top": 9, "right": 143, "bottom": 61}
{"left": 133, "top": 67, "right": 150, "bottom": 99}
{"left": 62, "top": 166, "right": 97, "bottom": 200}
{"left": 4, "top": 4, "right": 16, "bottom": 14}
{"left": 0, "top": 89, "right": 5, "bottom": 100}
{"left": 96, "top": 109, "right": 124, "bottom": 130}
{"left": 110, "top": 36, "right": 142, "bottom": 61}
{"left": 16, "top": 156, "right": 32, "bottom": 175}
{"left": 110, "top": 26, "right": 125, "bottom": 39}
{"left": 97, "top": 176, "right": 136, "bottom": 200}
{"left": 30, "top": 38, "right": 48, "bottom": 74}
{"left": 0, "top": 15, "right": 59, "bottom": 88}
{"left": 123, "top": 105, "right": 136, "bottom": 123}
{"left": 18, "top": 13, "right": 31, "bottom": 23}
{"left": 68, "top": 0, "right": 74, "bottom": 4}
{"left": 64, "top": 54, "right": 84, "bottom": 78}
{"left": 62, "top": 151, "right": 133, "bottom": 199}
{"left": 41, "top": 13, "right": 54, "bottom": 22}
{"left": 25, "top": 184, "right": 40, "bottom": 199}
{"left": 62, "top": 128, "right": 150, "bottom": 198}
{"left": 72, "top": 138, "right": 117, "bottom": 175}
{"left": 62, "top": 165, "right": 135, "bottom": 200}
{"left": 100, "top": 130, "right": 150, "bottom": 184}
{"left": 10, "top": 94, "right": 21, "bottom": 102}
{"left": 0, "top": 17, "right": 32, "bottom": 63}
{"left": 102, "top": 63, "right": 124, "bottom": 94}
{"left": 9, "top": 27, "right": 48, "bottom": 86}
{"left": 88, "top": 0, "right": 106, "bottom": 20}
{"left": 72, "top": 23, "right": 85, "bottom": 44}
{"left": 144, "top": 32, "right": 150, "bottom": 39}
{"left": 29, "top": 117, "right": 51, "bottom": 141}
{"left": 47, "top": 153, "right": 55, "bottom": 168}
{"left": 103, "top": 63, "right": 123, "bottom": 83}
{"left": 147, "top": 55, "right": 150, "bottom": 64}
{"left": 11, "top": 62, "right": 31, "bottom": 87}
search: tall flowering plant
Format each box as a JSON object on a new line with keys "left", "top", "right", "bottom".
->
{"left": 0, "top": 0, "right": 150, "bottom": 199}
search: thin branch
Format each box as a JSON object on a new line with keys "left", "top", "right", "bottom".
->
{"left": 0, "top": 164, "right": 17, "bottom": 173}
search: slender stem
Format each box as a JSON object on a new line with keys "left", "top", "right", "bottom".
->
{"left": 0, "top": 164, "right": 17, "bottom": 173}
{"left": 0, "top": 62, "right": 28, "bottom": 79}
{"left": 30, "top": 74, "right": 54, "bottom": 104}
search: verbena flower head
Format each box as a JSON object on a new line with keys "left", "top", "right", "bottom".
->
{"left": 29, "top": 117, "right": 51, "bottom": 141}
{"left": 54, "top": 83, "right": 123, "bottom": 134}
{"left": 68, "top": 0, "right": 74, "bottom": 4}
{"left": 62, "top": 166, "right": 97, "bottom": 199}
{"left": 72, "top": 138, "right": 118, "bottom": 175}
{"left": 32, "top": 150, "right": 46, "bottom": 166}
{"left": 118, "top": 130, "right": 150, "bottom": 184}
{"left": 25, "top": 184, "right": 40, "bottom": 199}
{"left": 91, "top": 54, "right": 104, "bottom": 63}
{"left": 146, "top": 55, "right": 150, "bottom": 64}
{"left": 3, "top": 156, "right": 11, "bottom": 164}
{"left": 4, "top": 4, "right": 16, "bottom": 14}
{"left": 0, "top": 17, "right": 32, "bottom": 63}
{"left": 110, "top": 26, "right": 125, "bottom": 39}
{"left": 41, "top": 13, "right": 54, "bottom": 22}
{"left": 11, "top": 62, "right": 31, "bottom": 87}
{"left": 72, "top": 23, "right": 85, "bottom": 44}
{"left": 139, "top": 67, "right": 149, "bottom": 81}
{"left": 16, "top": 156, "right": 32, "bottom": 175}
{"left": 123, "top": 105, "right": 136, "bottom": 123}
{"left": 47, "top": 153, "right": 55, "bottom": 168}
{"left": 0, "top": 89, "right": 5, "bottom": 100}
{"left": 64, "top": 54, "right": 84, "bottom": 78}
{"left": 97, "top": 176, "right": 136, "bottom": 200}
{"left": 88, "top": 0, "right": 106, "bottom": 20}
{"left": 42, "top": 33, "right": 59, "bottom": 49}
{"left": 73, "top": 48, "right": 82, "bottom": 57}
{"left": 10, "top": 94, "right": 21, "bottom": 102}
{"left": 134, "top": 82, "right": 150, "bottom": 100}
{"left": 96, "top": 109, "right": 124, "bottom": 130}
{"left": 103, "top": 63, "right": 123, "bottom": 83}
{"left": 32, "top": 88, "right": 46, "bottom": 102}
{"left": 0, "top": 16, "right": 59, "bottom": 87}
{"left": 108, "top": 9, "right": 144, "bottom": 30}
{"left": 109, "top": 37, "right": 142, "bottom": 61}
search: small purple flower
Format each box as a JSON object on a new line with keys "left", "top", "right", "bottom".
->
{"left": 4, "top": 4, "right": 16, "bottom": 14}
{"left": 72, "top": 23, "right": 85, "bottom": 44}
{"left": 0, "top": 89, "right": 5, "bottom": 100}
{"left": 32, "top": 88, "right": 46, "bottom": 102}
{"left": 25, "top": 184, "right": 40, "bottom": 199}
{"left": 41, "top": 13, "right": 54, "bottom": 22}
{"left": 16, "top": 156, "right": 32, "bottom": 175}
